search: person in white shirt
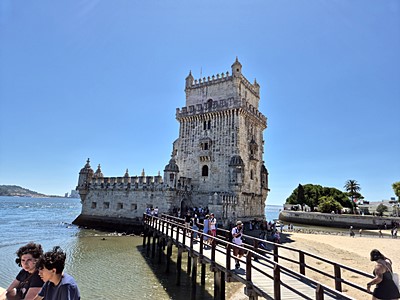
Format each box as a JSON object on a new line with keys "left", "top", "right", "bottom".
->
{"left": 232, "top": 220, "right": 245, "bottom": 269}
{"left": 209, "top": 213, "right": 217, "bottom": 244}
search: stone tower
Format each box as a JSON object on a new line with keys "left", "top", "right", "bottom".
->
{"left": 173, "top": 58, "right": 269, "bottom": 224}
{"left": 74, "top": 58, "right": 269, "bottom": 232}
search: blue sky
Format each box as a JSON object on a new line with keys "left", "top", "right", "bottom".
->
{"left": 0, "top": 1, "right": 399, "bottom": 205}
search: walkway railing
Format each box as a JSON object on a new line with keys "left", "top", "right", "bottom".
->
{"left": 143, "top": 214, "right": 373, "bottom": 299}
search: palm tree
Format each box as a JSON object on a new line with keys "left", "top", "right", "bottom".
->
{"left": 344, "top": 180, "right": 361, "bottom": 214}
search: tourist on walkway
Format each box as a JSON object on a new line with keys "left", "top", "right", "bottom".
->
{"left": 366, "top": 249, "right": 400, "bottom": 300}
{"left": 232, "top": 220, "right": 245, "bottom": 269}
{"left": 4, "top": 242, "right": 44, "bottom": 300}
{"left": 273, "top": 230, "right": 281, "bottom": 243}
{"left": 34, "top": 246, "right": 80, "bottom": 300}
{"left": 184, "top": 211, "right": 191, "bottom": 236}
{"left": 191, "top": 214, "right": 199, "bottom": 240}
{"left": 209, "top": 213, "right": 217, "bottom": 244}
{"left": 203, "top": 214, "right": 210, "bottom": 248}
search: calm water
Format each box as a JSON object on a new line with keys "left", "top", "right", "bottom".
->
{"left": 0, "top": 196, "right": 281, "bottom": 299}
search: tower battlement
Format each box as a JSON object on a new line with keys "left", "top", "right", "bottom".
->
{"left": 88, "top": 175, "right": 164, "bottom": 191}
{"left": 186, "top": 72, "right": 260, "bottom": 97}
{"left": 176, "top": 97, "right": 267, "bottom": 125}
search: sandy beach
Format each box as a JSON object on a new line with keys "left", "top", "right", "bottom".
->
{"left": 231, "top": 230, "right": 399, "bottom": 300}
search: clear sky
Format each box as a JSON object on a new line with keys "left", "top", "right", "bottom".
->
{"left": 0, "top": 1, "right": 399, "bottom": 205}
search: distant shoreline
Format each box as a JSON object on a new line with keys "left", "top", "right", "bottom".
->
{"left": 0, "top": 195, "right": 77, "bottom": 199}
{"left": 0, "top": 184, "right": 66, "bottom": 198}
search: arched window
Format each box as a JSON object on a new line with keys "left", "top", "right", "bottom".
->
{"left": 250, "top": 170, "right": 254, "bottom": 180}
{"left": 202, "top": 165, "right": 209, "bottom": 176}
{"left": 207, "top": 99, "right": 213, "bottom": 110}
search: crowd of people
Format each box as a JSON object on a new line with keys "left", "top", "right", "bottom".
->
{"left": 1, "top": 242, "right": 80, "bottom": 300}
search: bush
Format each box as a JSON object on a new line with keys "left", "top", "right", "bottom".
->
{"left": 318, "top": 196, "right": 343, "bottom": 213}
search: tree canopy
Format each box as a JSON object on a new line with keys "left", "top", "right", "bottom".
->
{"left": 376, "top": 203, "right": 388, "bottom": 216}
{"left": 344, "top": 179, "right": 362, "bottom": 201}
{"left": 392, "top": 182, "right": 400, "bottom": 201}
{"left": 285, "top": 184, "right": 352, "bottom": 209}
{"left": 318, "top": 196, "right": 343, "bottom": 213}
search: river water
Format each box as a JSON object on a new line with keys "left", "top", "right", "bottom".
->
{"left": 0, "top": 196, "right": 281, "bottom": 299}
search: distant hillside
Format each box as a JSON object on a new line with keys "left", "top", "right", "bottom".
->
{"left": 0, "top": 185, "right": 56, "bottom": 197}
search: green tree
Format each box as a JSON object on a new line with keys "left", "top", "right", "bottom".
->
{"left": 285, "top": 184, "right": 351, "bottom": 209}
{"left": 297, "top": 184, "right": 305, "bottom": 205}
{"left": 376, "top": 203, "right": 388, "bottom": 217}
{"left": 392, "top": 182, "right": 400, "bottom": 201}
{"left": 318, "top": 196, "right": 343, "bottom": 213}
{"left": 344, "top": 180, "right": 361, "bottom": 213}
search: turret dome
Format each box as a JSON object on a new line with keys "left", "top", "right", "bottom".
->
{"left": 229, "top": 155, "right": 244, "bottom": 167}
{"left": 164, "top": 157, "right": 179, "bottom": 172}
{"left": 80, "top": 158, "right": 94, "bottom": 176}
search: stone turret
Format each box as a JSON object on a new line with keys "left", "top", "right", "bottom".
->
{"left": 94, "top": 164, "right": 103, "bottom": 178}
{"left": 229, "top": 155, "right": 245, "bottom": 187}
{"left": 185, "top": 71, "right": 194, "bottom": 89}
{"left": 124, "top": 169, "right": 130, "bottom": 183}
{"left": 164, "top": 156, "right": 179, "bottom": 188}
{"left": 231, "top": 57, "right": 242, "bottom": 77}
{"left": 77, "top": 158, "right": 94, "bottom": 201}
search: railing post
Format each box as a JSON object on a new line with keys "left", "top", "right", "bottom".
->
{"left": 157, "top": 237, "right": 162, "bottom": 264}
{"left": 166, "top": 239, "right": 173, "bottom": 273}
{"left": 201, "top": 262, "right": 206, "bottom": 285}
{"left": 187, "top": 251, "right": 192, "bottom": 275}
{"left": 316, "top": 283, "right": 324, "bottom": 300}
{"left": 211, "top": 239, "right": 216, "bottom": 263}
{"left": 191, "top": 256, "right": 198, "bottom": 300}
{"left": 157, "top": 217, "right": 161, "bottom": 232}
{"left": 253, "top": 239, "right": 259, "bottom": 261}
{"left": 299, "top": 252, "right": 305, "bottom": 275}
{"left": 190, "top": 229, "right": 194, "bottom": 250}
{"left": 199, "top": 232, "right": 204, "bottom": 256}
{"left": 142, "top": 228, "right": 147, "bottom": 247}
{"left": 226, "top": 244, "right": 232, "bottom": 271}
{"left": 334, "top": 264, "right": 342, "bottom": 292}
{"left": 246, "top": 251, "right": 252, "bottom": 282}
{"left": 273, "top": 264, "right": 281, "bottom": 300}
{"left": 273, "top": 243, "right": 279, "bottom": 263}
{"left": 151, "top": 232, "right": 156, "bottom": 258}
{"left": 214, "top": 270, "right": 225, "bottom": 300}
{"left": 176, "top": 247, "right": 183, "bottom": 285}
{"left": 146, "top": 231, "right": 151, "bottom": 256}
{"left": 183, "top": 227, "right": 186, "bottom": 245}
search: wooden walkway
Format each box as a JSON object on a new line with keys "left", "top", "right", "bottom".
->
{"left": 143, "top": 214, "right": 373, "bottom": 300}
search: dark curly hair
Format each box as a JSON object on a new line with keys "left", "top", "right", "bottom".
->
{"left": 15, "top": 242, "right": 43, "bottom": 267}
{"left": 36, "top": 246, "right": 66, "bottom": 274}
{"left": 370, "top": 249, "right": 389, "bottom": 262}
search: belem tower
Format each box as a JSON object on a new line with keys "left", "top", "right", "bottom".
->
{"left": 73, "top": 58, "right": 269, "bottom": 232}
